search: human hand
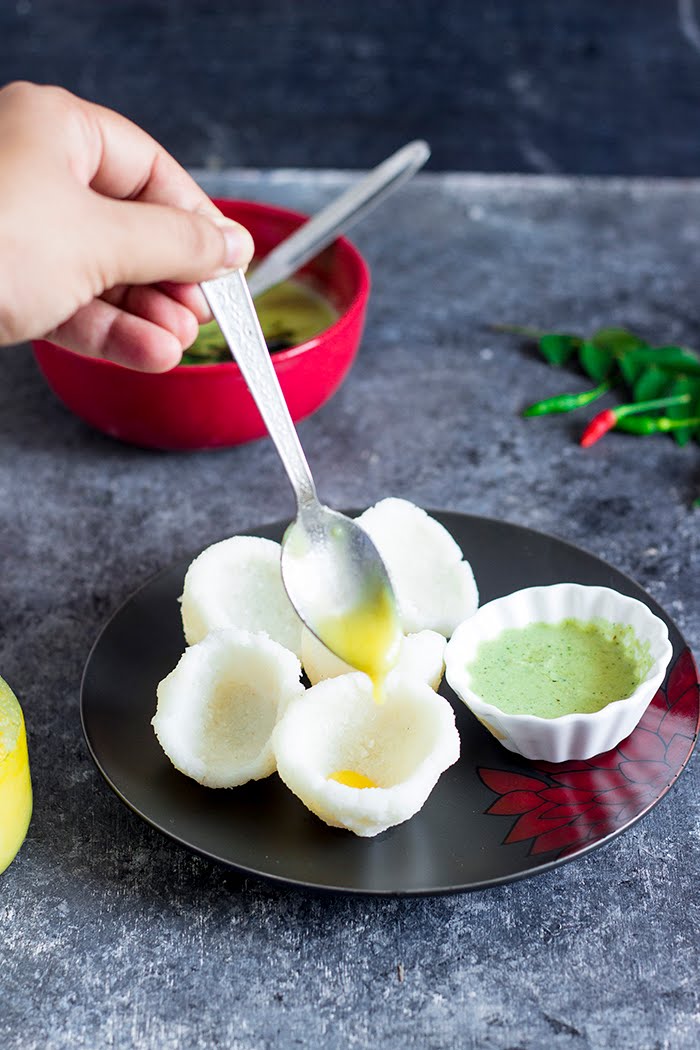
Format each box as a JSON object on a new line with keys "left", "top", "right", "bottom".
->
{"left": 0, "top": 82, "right": 254, "bottom": 371}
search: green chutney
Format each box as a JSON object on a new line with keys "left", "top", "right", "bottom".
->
{"left": 181, "top": 278, "right": 338, "bottom": 364}
{"left": 467, "top": 618, "right": 652, "bottom": 719}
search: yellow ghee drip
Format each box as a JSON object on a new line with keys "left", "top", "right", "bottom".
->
{"left": 318, "top": 586, "right": 401, "bottom": 702}
{"left": 0, "top": 677, "right": 32, "bottom": 876}
{"left": 328, "top": 769, "right": 378, "bottom": 789}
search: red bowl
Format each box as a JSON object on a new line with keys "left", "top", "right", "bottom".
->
{"left": 32, "top": 199, "right": 370, "bottom": 450}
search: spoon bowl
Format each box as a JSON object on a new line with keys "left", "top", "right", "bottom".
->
{"left": 281, "top": 503, "right": 402, "bottom": 682}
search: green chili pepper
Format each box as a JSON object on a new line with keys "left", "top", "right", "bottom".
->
{"left": 523, "top": 379, "right": 613, "bottom": 417}
{"left": 615, "top": 415, "right": 700, "bottom": 435}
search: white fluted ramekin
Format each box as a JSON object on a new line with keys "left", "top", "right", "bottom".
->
{"left": 444, "top": 584, "right": 673, "bottom": 762}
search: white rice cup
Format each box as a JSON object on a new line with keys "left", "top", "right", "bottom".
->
{"left": 355, "top": 498, "right": 479, "bottom": 636}
{"left": 152, "top": 628, "right": 305, "bottom": 788}
{"left": 444, "top": 584, "right": 673, "bottom": 762}
{"left": 272, "top": 672, "right": 460, "bottom": 837}
{"left": 179, "top": 535, "right": 303, "bottom": 658}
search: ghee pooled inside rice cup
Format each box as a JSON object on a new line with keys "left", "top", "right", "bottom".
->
{"left": 152, "top": 627, "right": 304, "bottom": 788}
{"left": 356, "top": 498, "right": 479, "bottom": 636}
{"left": 180, "top": 535, "right": 303, "bottom": 657}
{"left": 272, "top": 672, "right": 460, "bottom": 837}
{"left": 301, "top": 625, "right": 446, "bottom": 691}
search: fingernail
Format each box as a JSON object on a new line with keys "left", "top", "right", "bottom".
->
{"left": 211, "top": 216, "right": 254, "bottom": 270}
{"left": 223, "top": 226, "right": 252, "bottom": 268}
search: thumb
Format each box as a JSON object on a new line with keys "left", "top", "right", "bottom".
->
{"left": 92, "top": 196, "right": 254, "bottom": 289}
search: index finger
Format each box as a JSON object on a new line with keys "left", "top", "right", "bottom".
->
{"left": 70, "top": 93, "right": 223, "bottom": 217}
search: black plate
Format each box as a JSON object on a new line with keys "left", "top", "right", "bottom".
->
{"left": 81, "top": 512, "right": 699, "bottom": 895}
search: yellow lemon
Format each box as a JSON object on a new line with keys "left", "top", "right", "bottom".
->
{"left": 0, "top": 676, "right": 32, "bottom": 875}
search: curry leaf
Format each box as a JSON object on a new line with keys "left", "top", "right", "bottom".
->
{"left": 650, "top": 346, "right": 700, "bottom": 377}
{"left": 591, "top": 328, "right": 648, "bottom": 357}
{"left": 620, "top": 345, "right": 700, "bottom": 384}
{"left": 579, "top": 340, "right": 615, "bottom": 382}
{"left": 667, "top": 376, "right": 700, "bottom": 446}
{"left": 538, "top": 333, "right": 581, "bottom": 366}
{"left": 619, "top": 349, "right": 655, "bottom": 386}
{"left": 632, "top": 366, "right": 673, "bottom": 404}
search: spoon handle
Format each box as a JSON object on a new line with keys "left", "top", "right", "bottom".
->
{"left": 201, "top": 268, "right": 317, "bottom": 508}
{"left": 246, "top": 140, "right": 430, "bottom": 299}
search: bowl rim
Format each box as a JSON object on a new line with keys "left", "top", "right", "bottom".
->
{"left": 177, "top": 197, "right": 371, "bottom": 373}
{"left": 445, "top": 582, "right": 673, "bottom": 728}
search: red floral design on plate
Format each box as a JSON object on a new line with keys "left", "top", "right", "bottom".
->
{"left": 477, "top": 648, "right": 699, "bottom": 859}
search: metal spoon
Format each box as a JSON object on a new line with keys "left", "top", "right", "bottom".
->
{"left": 247, "top": 139, "right": 430, "bottom": 298}
{"left": 201, "top": 269, "right": 401, "bottom": 671}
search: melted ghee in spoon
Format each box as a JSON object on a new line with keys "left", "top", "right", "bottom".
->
{"left": 317, "top": 585, "right": 402, "bottom": 701}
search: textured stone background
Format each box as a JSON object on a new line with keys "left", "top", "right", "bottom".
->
{"left": 1, "top": 171, "right": 698, "bottom": 1048}
{"left": 2, "top": 0, "right": 700, "bottom": 174}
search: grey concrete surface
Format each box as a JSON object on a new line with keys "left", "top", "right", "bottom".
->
{"left": 1, "top": 172, "right": 698, "bottom": 1049}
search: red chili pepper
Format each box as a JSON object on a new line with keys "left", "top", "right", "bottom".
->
{"left": 579, "top": 392, "right": 693, "bottom": 447}
{"left": 579, "top": 409, "right": 617, "bottom": 447}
